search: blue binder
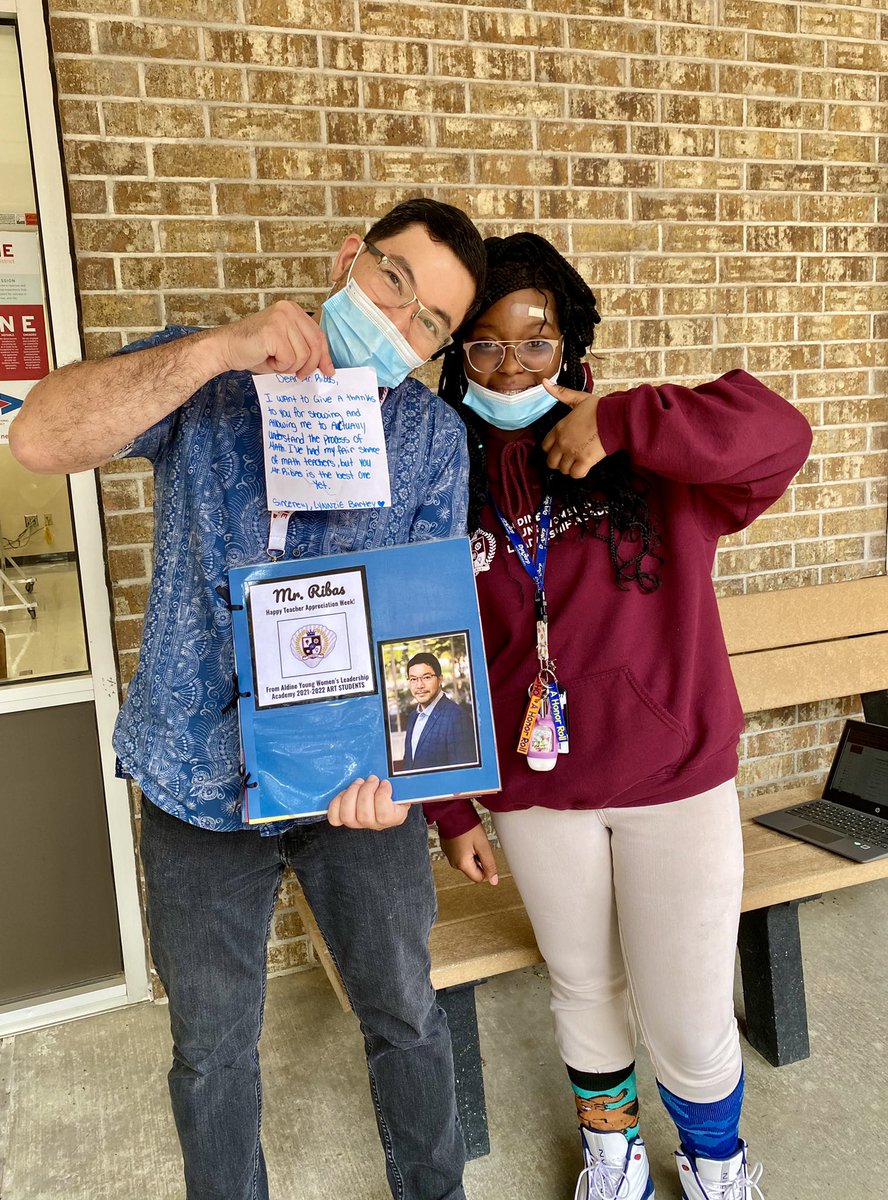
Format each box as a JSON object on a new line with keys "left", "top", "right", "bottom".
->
{"left": 229, "top": 537, "right": 500, "bottom": 823}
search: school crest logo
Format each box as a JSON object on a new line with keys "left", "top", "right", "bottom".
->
{"left": 470, "top": 528, "right": 496, "bottom": 575}
{"left": 290, "top": 623, "right": 337, "bottom": 667}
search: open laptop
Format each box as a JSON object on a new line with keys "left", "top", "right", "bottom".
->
{"left": 755, "top": 719, "right": 888, "bottom": 863}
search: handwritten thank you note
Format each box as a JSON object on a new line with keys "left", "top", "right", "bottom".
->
{"left": 254, "top": 367, "right": 391, "bottom": 511}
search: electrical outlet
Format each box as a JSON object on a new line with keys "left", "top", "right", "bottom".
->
{"left": 24, "top": 513, "right": 39, "bottom": 533}
{"left": 43, "top": 512, "right": 53, "bottom": 527}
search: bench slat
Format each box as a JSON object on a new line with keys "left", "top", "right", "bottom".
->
{"left": 430, "top": 910, "right": 542, "bottom": 990}
{"left": 718, "top": 576, "right": 888, "bottom": 654}
{"left": 730, "top": 631, "right": 888, "bottom": 714}
{"left": 436, "top": 876, "right": 525, "bottom": 926}
{"left": 741, "top": 843, "right": 888, "bottom": 910}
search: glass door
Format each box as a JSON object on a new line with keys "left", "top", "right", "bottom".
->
{"left": 0, "top": 22, "right": 89, "bottom": 682}
{"left": 0, "top": 5, "right": 148, "bottom": 1034}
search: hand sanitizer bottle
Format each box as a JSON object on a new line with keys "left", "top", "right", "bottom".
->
{"left": 527, "top": 706, "right": 559, "bottom": 772}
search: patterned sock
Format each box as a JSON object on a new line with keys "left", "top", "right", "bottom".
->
{"left": 657, "top": 1071, "right": 744, "bottom": 1161}
{"left": 568, "top": 1062, "right": 640, "bottom": 1141}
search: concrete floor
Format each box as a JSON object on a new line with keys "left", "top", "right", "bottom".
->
{"left": 2, "top": 879, "right": 887, "bottom": 1200}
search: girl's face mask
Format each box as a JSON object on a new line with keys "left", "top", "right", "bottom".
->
{"left": 461, "top": 371, "right": 562, "bottom": 431}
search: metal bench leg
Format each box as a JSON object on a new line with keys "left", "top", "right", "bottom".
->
{"left": 437, "top": 981, "right": 490, "bottom": 1160}
{"left": 737, "top": 900, "right": 812, "bottom": 1067}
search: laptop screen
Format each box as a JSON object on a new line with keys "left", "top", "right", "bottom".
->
{"left": 824, "top": 719, "right": 888, "bottom": 816}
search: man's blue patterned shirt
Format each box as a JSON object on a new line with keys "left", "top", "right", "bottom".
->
{"left": 112, "top": 326, "right": 468, "bottom": 833}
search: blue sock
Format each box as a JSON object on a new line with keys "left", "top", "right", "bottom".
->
{"left": 657, "top": 1071, "right": 744, "bottom": 1161}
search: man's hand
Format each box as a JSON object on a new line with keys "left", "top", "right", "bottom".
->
{"left": 9, "top": 299, "right": 336, "bottom": 477}
{"left": 441, "top": 827, "right": 499, "bottom": 886}
{"left": 209, "top": 300, "right": 335, "bottom": 380}
{"left": 541, "top": 381, "right": 605, "bottom": 478}
{"left": 327, "top": 775, "right": 410, "bottom": 830}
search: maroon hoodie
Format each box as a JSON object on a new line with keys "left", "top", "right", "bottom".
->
{"left": 425, "top": 370, "right": 812, "bottom": 841}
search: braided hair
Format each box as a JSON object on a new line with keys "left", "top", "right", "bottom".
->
{"left": 438, "top": 232, "right": 662, "bottom": 593}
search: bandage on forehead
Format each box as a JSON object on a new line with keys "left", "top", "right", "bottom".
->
{"left": 504, "top": 301, "right": 549, "bottom": 321}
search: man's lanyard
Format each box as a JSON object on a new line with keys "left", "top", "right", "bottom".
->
{"left": 491, "top": 495, "right": 569, "bottom": 761}
{"left": 267, "top": 511, "right": 292, "bottom": 559}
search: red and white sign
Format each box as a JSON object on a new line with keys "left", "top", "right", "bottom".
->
{"left": 0, "top": 305, "right": 48, "bottom": 381}
{"left": 0, "top": 230, "right": 48, "bottom": 443}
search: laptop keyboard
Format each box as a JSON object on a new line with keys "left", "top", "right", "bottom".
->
{"left": 786, "top": 801, "right": 888, "bottom": 847}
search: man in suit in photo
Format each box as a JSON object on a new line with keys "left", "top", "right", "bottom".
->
{"left": 402, "top": 653, "right": 476, "bottom": 771}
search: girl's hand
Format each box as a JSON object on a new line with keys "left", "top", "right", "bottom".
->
{"left": 541, "top": 381, "right": 605, "bottom": 478}
{"left": 441, "top": 827, "right": 499, "bottom": 886}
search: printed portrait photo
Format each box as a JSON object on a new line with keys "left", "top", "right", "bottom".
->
{"left": 379, "top": 632, "right": 480, "bottom": 776}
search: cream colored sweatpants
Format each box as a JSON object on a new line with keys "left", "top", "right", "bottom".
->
{"left": 492, "top": 781, "right": 745, "bottom": 1102}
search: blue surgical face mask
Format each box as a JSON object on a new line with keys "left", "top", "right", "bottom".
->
{"left": 320, "top": 253, "right": 425, "bottom": 390}
{"left": 462, "top": 365, "right": 562, "bottom": 431}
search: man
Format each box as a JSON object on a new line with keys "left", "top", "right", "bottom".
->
{"left": 402, "top": 653, "right": 476, "bottom": 771}
{"left": 11, "top": 199, "right": 485, "bottom": 1200}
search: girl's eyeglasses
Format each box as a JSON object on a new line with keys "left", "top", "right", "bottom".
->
{"left": 463, "top": 337, "right": 562, "bottom": 374}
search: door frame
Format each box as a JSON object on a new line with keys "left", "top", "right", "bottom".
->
{"left": 0, "top": 1, "right": 150, "bottom": 1035}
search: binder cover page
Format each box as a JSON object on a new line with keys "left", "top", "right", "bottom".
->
{"left": 229, "top": 537, "right": 500, "bottom": 823}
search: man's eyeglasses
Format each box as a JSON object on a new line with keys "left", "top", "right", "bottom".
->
{"left": 408, "top": 674, "right": 438, "bottom": 685}
{"left": 463, "top": 338, "right": 562, "bottom": 374}
{"left": 359, "top": 242, "right": 453, "bottom": 354}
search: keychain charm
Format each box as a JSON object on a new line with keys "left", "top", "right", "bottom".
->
{"left": 527, "top": 690, "right": 559, "bottom": 772}
{"left": 517, "top": 676, "right": 546, "bottom": 755}
{"left": 519, "top": 671, "right": 560, "bottom": 771}
{"left": 547, "top": 680, "right": 569, "bottom": 754}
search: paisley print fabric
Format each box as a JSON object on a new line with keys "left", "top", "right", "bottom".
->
{"left": 112, "top": 326, "right": 468, "bottom": 833}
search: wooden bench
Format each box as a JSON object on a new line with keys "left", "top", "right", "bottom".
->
{"left": 295, "top": 575, "right": 888, "bottom": 1158}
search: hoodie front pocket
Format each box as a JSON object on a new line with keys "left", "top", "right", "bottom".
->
{"left": 493, "top": 664, "right": 688, "bottom": 804}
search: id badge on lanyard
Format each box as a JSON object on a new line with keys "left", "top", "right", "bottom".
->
{"left": 492, "top": 496, "right": 569, "bottom": 771}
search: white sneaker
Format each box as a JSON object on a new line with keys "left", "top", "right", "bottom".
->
{"left": 675, "top": 1140, "right": 765, "bottom": 1199}
{"left": 574, "top": 1128, "right": 655, "bottom": 1200}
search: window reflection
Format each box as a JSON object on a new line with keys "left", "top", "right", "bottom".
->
{"left": 0, "top": 24, "right": 89, "bottom": 684}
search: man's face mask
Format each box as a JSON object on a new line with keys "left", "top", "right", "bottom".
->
{"left": 320, "top": 246, "right": 426, "bottom": 389}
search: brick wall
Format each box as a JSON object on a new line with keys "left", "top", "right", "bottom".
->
{"left": 46, "top": 1, "right": 887, "bottom": 980}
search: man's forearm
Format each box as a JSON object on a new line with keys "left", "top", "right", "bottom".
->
{"left": 9, "top": 328, "right": 225, "bottom": 475}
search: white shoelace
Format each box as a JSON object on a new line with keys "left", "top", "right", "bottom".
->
{"left": 706, "top": 1159, "right": 765, "bottom": 1199}
{"left": 573, "top": 1159, "right": 630, "bottom": 1200}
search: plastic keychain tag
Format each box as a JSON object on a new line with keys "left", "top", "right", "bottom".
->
{"left": 547, "top": 681, "right": 569, "bottom": 754}
{"left": 558, "top": 687, "right": 570, "bottom": 754}
{"left": 517, "top": 677, "right": 546, "bottom": 755}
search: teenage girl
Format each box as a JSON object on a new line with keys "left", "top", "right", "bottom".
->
{"left": 426, "top": 233, "right": 812, "bottom": 1200}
